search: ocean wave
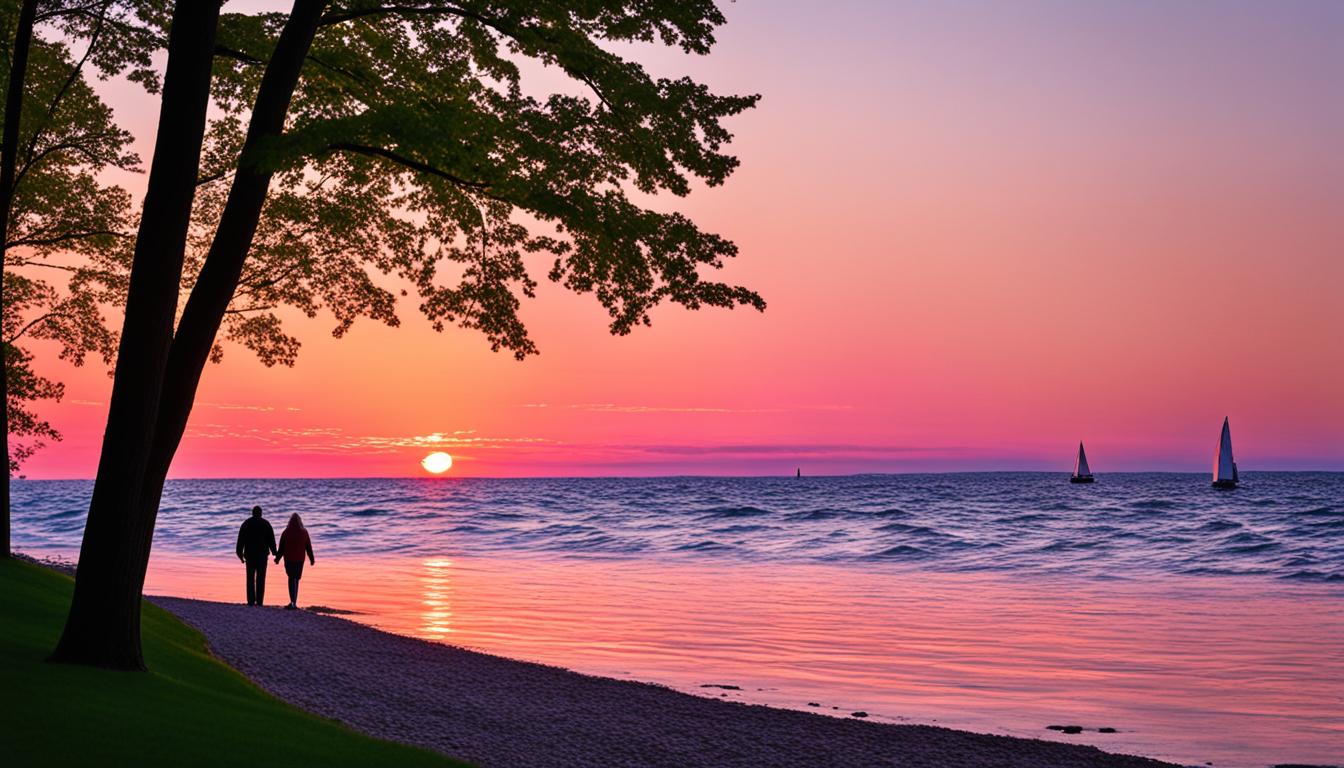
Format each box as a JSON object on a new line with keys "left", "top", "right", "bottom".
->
{"left": 785, "top": 509, "right": 841, "bottom": 521}
{"left": 675, "top": 540, "right": 734, "bottom": 552}
{"left": 865, "top": 544, "right": 931, "bottom": 559}
{"left": 11, "top": 472, "right": 1344, "bottom": 585}
{"left": 1129, "top": 499, "right": 1179, "bottom": 511}
{"left": 1282, "top": 569, "right": 1344, "bottom": 582}
{"left": 709, "top": 524, "right": 772, "bottom": 534}
{"left": 699, "top": 505, "right": 773, "bottom": 519}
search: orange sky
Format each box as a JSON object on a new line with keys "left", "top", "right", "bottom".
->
{"left": 18, "top": 1, "right": 1344, "bottom": 478}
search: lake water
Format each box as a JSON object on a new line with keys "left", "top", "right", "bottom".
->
{"left": 12, "top": 473, "right": 1344, "bottom": 767}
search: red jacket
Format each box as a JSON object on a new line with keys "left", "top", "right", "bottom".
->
{"left": 278, "top": 526, "right": 313, "bottom": 564}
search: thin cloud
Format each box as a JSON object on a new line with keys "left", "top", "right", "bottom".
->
{"left": 615, "top": 443, "right": 968, "bottom": 457}
{"left": 526, "top": 402, "right": 855, "bottom": 415}
{"left": 200, "top": 401, "right": 277, "bottom": 413}
{"left": 288, "top": 430, "right": 556, "bottom": 456}
{"left": 270, "top": 427, "right": 344, "bottom": 438}
{"left": 183, "top": 423, "right": 282, "bottom": 443}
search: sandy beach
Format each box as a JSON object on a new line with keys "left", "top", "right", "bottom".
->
{"left": 153, "top": 595, "right": 1179, "bottom": 768}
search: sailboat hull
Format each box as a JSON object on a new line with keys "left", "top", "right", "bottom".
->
{"left": 1211, "top": 479, "right": 1238, "bottom": 489}
{"left": 1070, "top": 475, "right": 1094, "bottom": 484}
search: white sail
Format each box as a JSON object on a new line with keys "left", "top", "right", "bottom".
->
{"left": 1213, "top": 417, "right": 1236, "bottom": 483}
{"left": 1073, "top": 442, "right": 1091, "bottom": 477}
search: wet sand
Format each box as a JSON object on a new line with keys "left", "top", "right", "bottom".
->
{"left": 154, "top": 596, "right": 1178, "bottom": 768}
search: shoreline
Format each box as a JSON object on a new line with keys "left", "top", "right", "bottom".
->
{"left": 2, "top": 558, "right": 463, "bottom": 768}
{"left": 151, "top": 594, "right": 1180, "bottom": 768}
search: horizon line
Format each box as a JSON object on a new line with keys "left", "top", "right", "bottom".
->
{"left": 14, "top": 468, "right": 1344, "bottom": 482}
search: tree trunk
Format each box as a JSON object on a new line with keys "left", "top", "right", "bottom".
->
{"left": 141, "top": 0, "right": 327, "bottom": 516}
{"left": 50, "top": 0, "right": 222, "bottom": 670}
{"left": 0, "top": 0, "right": 39, "bottom": 559}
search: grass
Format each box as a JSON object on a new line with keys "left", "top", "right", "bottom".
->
{"left": 1, "top": 557, "right": 469, "bottom": 767}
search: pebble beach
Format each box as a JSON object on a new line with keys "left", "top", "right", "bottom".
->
{"left": 154, "top": 595, "right": 1180, "bottom": 768}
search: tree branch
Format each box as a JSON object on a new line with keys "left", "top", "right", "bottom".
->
{"left": 15, "top": 131, "right": 128, "bottom": 188}
{"left": 213, "top": 44, "right": 264, "bottom": 65}
{"left": 236, "top": 257, "right": 311, "bottom": 297}
{"left": 7, "top": 310, "right": 71, "bottom": 344}
{"left": 223, "top": 304, "right": 277, "bottom": 315}
{"left": 196, "top": 168, "right": 231, "bottom": 186}
{"left": 8, "top": 259, "right": 81, "bottom": 272}
{"left": 7, "top": 228, "right": 128, "bottom": 249}
{"left": 318, "top": 4, "right": 472, "bottom": 27}
{"left": 326, "top": 142, "right": 491, "bottom": 190}
{"left": 22, "top": 2, "right": 109, "bottom": 170}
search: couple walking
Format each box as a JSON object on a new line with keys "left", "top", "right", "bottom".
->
{"left": 235, "top": 506, "right": 316, "bottom": 609}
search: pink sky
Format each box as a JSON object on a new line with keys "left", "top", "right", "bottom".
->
{"left": 18, "top": 1, "right": 1344, "bottom": 478}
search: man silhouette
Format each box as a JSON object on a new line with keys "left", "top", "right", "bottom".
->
{"left": 236, "top": 506, "right": 277, "bottom": 606}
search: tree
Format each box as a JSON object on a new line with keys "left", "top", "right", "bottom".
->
{"left": 55, "top": 0, "right": 761, "bottom": 669}
{"left": 3, "top": 28, "right": 142, "bottom": 467}
{"left": 49, "top": 0, "right": 219, "bottom": 668}
{"left": 0, "top": 0, "right": 37, "bottom": 559}
{"left": 1, "top": 0, "right": 162, "bottom": 555}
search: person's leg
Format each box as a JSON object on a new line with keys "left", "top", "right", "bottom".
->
{"left": 285, "top": 560, "right": 304, "bottom": 607}
{"left": 255, "top": 558, "right": 268, "bottom": 605}
{"left": 245, "top": 560, "right": 257, "bottom": 605}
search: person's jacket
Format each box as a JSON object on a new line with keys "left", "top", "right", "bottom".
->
{"left": 278, "top": 526, "right": 314, "bottom": 564}
{"left": 236, "top": 517, "right": 277, "bottom": 561}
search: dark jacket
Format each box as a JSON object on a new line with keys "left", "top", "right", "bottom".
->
{"left": 236, "top": 516, "right": 277, "bottom": 561}
{"left": 278, "top": 526, "right": 314, "bottom": 565}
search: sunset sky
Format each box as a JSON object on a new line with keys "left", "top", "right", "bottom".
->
{"left": 18, "top": 0, "right": 1344, "bottom": 479}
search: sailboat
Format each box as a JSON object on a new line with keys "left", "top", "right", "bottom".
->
{"left": 1212, "top": 417, "right": 1239, "bottom": 489}
{"left": 1070, "top": 442, "right": 1094, "bottom": 483}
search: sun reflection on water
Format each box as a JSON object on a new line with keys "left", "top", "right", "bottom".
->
{"left": 418, "top": 557, "right": 454, "bottom": 636}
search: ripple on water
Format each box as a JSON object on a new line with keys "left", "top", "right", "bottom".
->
{"left": 10, "top": 472, "right": 1344, "bottom": 582}
{"left": 699, "top": 505, "right": 773, "bottom": 519}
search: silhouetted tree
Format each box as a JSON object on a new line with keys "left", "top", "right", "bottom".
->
{"left": 1, "top": 0, "right": 162, "bottom": 555}
{"left": 0, "top": 0, "right": 35, "bottom": 558}
{"left": 50, "top": 0, "right": 219, "bottom": 667}
{"left": 56, "top": 0, "right": 761, "bottom": 668}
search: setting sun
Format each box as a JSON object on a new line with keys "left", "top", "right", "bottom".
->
{"left": 421, "top": 452, "right": 453, "bottom": 474}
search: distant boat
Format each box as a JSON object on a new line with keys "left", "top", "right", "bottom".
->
{"left": 1070, "top": 442, "right": 1095, "bottom": 484}
{"left": 1212, "top": 417, "right": 1239, "bottom": 489}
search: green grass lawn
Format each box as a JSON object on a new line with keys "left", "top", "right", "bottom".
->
{"left": 1, "top": 557, "right": 469, "bottom": 767}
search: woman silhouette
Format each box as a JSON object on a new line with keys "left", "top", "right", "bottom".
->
{"left": 275, "top": 513, "right": 316, "bottom": 609}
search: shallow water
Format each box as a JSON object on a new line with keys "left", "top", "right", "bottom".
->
{"left": 12, "top": 473, "right": 1344, "bottom": 767}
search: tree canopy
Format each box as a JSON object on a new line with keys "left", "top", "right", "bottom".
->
{"left": 6, "top": 1, "right": 765, "bottom": 454}
{"left": 195, "top": 0, "right": 763, "bottom": 364}
{"left": 2, "top": 0, "right": 152, "bottom": 472}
